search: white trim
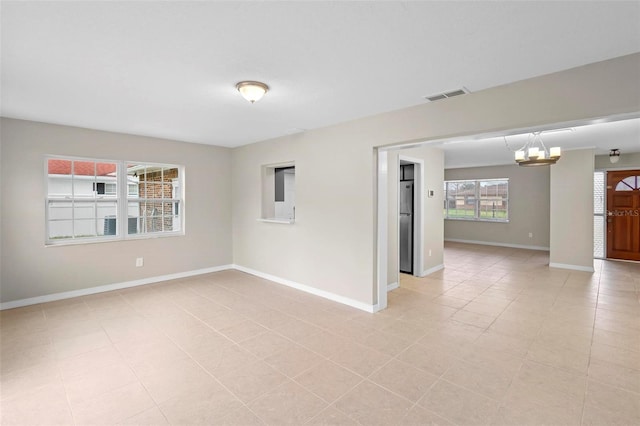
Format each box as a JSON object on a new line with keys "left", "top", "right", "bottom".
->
{"left": 0, "top": 265, "right": 234, "bottom": 311}
{"left": 387, "top": 282, "right": 399, "bottom": 291}
{"left": 549, "top": 262, "right": 595, "bottom": 272}
{"left": 444, "top": 238, "right": 550, "bottom": 251}
{"left": 422, "top": 263, "right": 445, "bottom": 276}
{"left": 233, "top": 265, "right": 377, "bottom": 313}
{"left": 256, "top": 218, "right": 295, "bottom": 225}
{"left": 376, "top": 150, "right": 388, "bottom": 311}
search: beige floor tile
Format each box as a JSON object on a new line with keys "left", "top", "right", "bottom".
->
{"left": 526, "top": 340, "right": 590, "bottom": 374}
{"left": 0, "top": 361, "right": 61, "bottom": 402}
{"left": 217, "top": 360, "right": 288, "bottom": 403}
{"left": 117, "top": 407, "right": 170, "bottom": 425}
{"left": 588, "top": 357, "right": 640, "bottom": 394}
{"left": 396, "top": 343, "right": 457, "bottom": 376}
{"left": 248, "top": 380, "right": 328, "bottom": 425}
{"left": 271, "top": 318, "right": 323, "bottom": 341}
{"left": 294, "top": 360, "right": 362, "bottom": 403}
{"left": 218, "top": 319, "right": 269, "bottom": 343}
{"left": 401, "top": 406, "right": 455, "bottom": 425}
{"left": 0, "top": 383, "right": 73, "bottom": 426}
{"left": 193, "top": 343, "right": 259, "bottom": 376}
{"left": 491, "top": 394, "right": 582, "bottom": 426}
{"left": 369, "top": 358, "right": 438, "bottom": 402}
{"left": 418, "top": 379, "right": 500, "bottom": 426}
{"left": 137, "top": 357, "right": 219, "bottom": 404}
{"left": 64, "top": 360, "right": 138, "bottom": 404}
{"left": 70, "top": 381, "right": 155, "bottom": 425}
{"left": 306, "top": 406, "right": 358, "bottom": 425}
{"left": 583, "top": 380, "right": 640, "bottom": 425}
{"left": 334, "top": 380, "right": 413, "bottom": 426}
{"left": 158, "top": 381, "right": 243, "bottom": 425}
{"left": 359, "top": 329, "right": 413, "bottom": 357}
{"left": 263, "top": 342, "right": 324, "bottom": 378}
{"left": 591, "top": 341, "right": 640, "bottom": 371}
{"left": 442, "top": 358, "right": 517, "bottom": 400}
{"left": 328, "top": 341, "right": 391, "bottom": 377}
{"left": 0, "top": 342, "right": 56, "bottom": 375}
{"left": 238, "top": 330, "right": 292, "bottom": 359}
{"left": 2, "top": 245, "right": 638, "bottom": 426}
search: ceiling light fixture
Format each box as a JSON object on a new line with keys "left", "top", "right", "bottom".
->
{"left": 609, "top": 148, "right": 621, "bottom": 164}
{"left": 236, "top": 81, "right": 269, "bottom": 104}
{"left": 507, "top": 132, "right": 561, "bottom": 167}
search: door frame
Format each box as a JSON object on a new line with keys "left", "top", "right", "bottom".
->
{"left": 397, "top": 155, "right": 425, "bottom": 281}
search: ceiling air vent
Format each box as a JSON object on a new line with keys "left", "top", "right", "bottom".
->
{"left": 424, "top": 87, "right": 469, "bottom": 102}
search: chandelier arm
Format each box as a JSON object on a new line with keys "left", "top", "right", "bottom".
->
{"left": 503, "top": 136, "right": 527, "bottom": 153}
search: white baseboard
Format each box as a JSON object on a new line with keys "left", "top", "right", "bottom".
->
{"left": 549, "top": 262, "right": 595, "bottom": 273}
{"left": 1, "top": 264, "right": 379, "bottom": 314}
{"left": 387, "top": 282, "right": 399, "bottom": 291}
{"left": 0, "top": 265, "right": 234, "bottom": 310}
{"left": 422, "top": 264, "right": 445, "bottom": 276}
{"left": 445, "top": 238, "right": 550, "bottom": 251}
{"left": 233, "top": 264, "right": 376, "bottom": 313}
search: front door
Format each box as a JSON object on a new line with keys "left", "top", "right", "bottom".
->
{"left": 607, "top": 170, "right": 640, "bottom": 261}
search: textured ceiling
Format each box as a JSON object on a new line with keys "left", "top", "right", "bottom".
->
{"left": 2, "top": 1, "right": 640, "bottom": 147}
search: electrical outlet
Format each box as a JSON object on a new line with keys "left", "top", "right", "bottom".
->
{"left": 528, "top": 232, "right": 533, "bottom": 238}
{"left": 428, "top": 249, "right": 432, "bottom": 256}
{"left": 136, "top": 257, "right": 144, "bottom": 267}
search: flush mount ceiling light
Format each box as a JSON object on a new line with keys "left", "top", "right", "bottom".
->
{"left": 609, "top": 148, "right": 621, "bottom": 164}
{"left": 236, "top": 81, "right": 269, "bottom": 104}
{"left": 505, "top": 131, "right": 562, "bottom": 167}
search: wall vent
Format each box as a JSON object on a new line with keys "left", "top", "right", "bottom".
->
{"left": 424, "top": 87, "right": 469, "bottom": 102}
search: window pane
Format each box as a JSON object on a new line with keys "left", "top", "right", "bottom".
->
{"left": 97, "top": 201, "right": 118, "bottom": 236}
{"left": 594, "top": 172, "right": 604, "bottom": 214}
{"left": 47, "top": 159, "right": 73, "bottom": 197}
{"left": 594, "top": 215, "right": 604, "bottom": 258}
{"left": 479, "top": 180, "right": 508, "bottom": 220}
{"left": 72, "top": 161, "right": 96, "bottom": 198}
{"left": 49, "top": 220, "right": 73, "bottom": 240}
{"left": 446, "top": 181, "right": 476, "bottom": 219}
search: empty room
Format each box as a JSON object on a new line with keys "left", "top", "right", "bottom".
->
{"left": 1, "top": 2, "right": 639, "bottom": 425}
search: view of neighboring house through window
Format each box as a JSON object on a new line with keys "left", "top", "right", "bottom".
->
{"left": 45, "top": 156, "right": 183, "bottom": 245}
{"left": 127, "top": 163, "right": 182, "bottom": 235}
{"left": 444, "top": 178, "right": 509, "bottom": 222}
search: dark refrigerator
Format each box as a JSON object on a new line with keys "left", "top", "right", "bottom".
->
{"left": 399, "top": 181, "right": 413, "bottom": 274}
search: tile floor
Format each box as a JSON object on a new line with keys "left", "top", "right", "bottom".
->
{"left": 1, "top": 242, "right": 639, "bottom": 425}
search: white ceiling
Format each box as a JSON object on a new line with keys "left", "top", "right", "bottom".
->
{"left": 2, "top": 1, "right": 640, "bottom": 148}
{"left": 436, "top": 118, "right": 640, "bottom": 169}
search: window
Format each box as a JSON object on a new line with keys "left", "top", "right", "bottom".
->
{"left": 260, "top": 162, "right": 295, "bottom": 223}
{"left": 593, "top": 171, "right": 605, "bottom": 258}
{"left": 46, "top": 156, "right": 183, "bottom": 245}
{"left": 444, "top": 178, "right": 509, "bottom": 222}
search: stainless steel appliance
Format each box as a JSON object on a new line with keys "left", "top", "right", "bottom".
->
{"left": 399, "top": 180, "right": 414, "bottom": 274}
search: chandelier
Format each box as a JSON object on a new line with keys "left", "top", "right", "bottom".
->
{"left": 511, "top": 132, "right": 562, "bottom": 166}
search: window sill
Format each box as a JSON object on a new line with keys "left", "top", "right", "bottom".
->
{"left": 445, "top": 218, "right": 509, "bottom": 223}
{"left": 257, "top": 218, "right": 295, "bottom": 225}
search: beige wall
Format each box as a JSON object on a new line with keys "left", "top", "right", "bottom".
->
{"left": 0, "top": 118, "right": 233, "bottom": 303}
{"left": 444, "top": 165, "right": 550, "bottom": 249}
{"left": 550, "top": 149, "right": 595, "bottom": 270}
{"left": 387, "top": 146, "right": 445, "bottom": 285}
{"left": 595, "top": 152, "right": 640, "bottom": 170}
{"left": 1, "top": 53, "right": 639, "bottom": 308}
{"left": 233, "top": 53, "right": 640, "bottom": 307}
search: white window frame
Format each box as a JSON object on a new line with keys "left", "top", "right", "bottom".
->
{"left": 45, "top": 155, "right": 184, "bottom": 246}
{"left": 444, "top": 178, "right": 509, "bottom": 222}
